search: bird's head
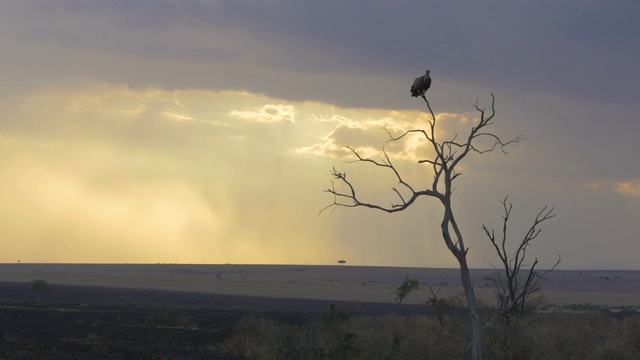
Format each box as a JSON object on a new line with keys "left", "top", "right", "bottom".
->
{"left": 426, "top": 70, "right": 431, "bottom": 75}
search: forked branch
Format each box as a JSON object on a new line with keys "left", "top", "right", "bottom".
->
{"left": 321, "top": 95, "right": 523, "bottom": 220}
{"left": 482, "top": 197, "right": 559, "bottom": 315}
{"left": 321, "top": 158, "right": 439, "bottom": 214}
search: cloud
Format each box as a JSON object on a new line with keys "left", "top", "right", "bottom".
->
{"left": 296, "top": 110, "right": 474, "bottom": 162}
{"left": 0, "top": 138, "right": 225, "bottom": 262}
{"left": 0, "top": 84, "right": 380, "bottom": 263}
{"left": 297, "top": 115, "right": 405, "bottom": 158}
{"left": 162, "top": 111, "right": 196, "bottom": 123}
{"left": 614, "top": 181, "right": 640, "bottom": 197}
{"left": 593, "top": 180, "right": 640, "bottom": 198}
{"left": 161, "top": 110, "right": 228, "bottom": 126}
{"left": 1, "top": 81, "right": 639, "bottom": 268}
{"left": 585, "top": 179, "right": 640, "bottom": 199}
{"left": 230, "top": 104, "right": 296, "bottom": 123}
{"left": 4, "top": 1, "right": 637, "bottom": 111}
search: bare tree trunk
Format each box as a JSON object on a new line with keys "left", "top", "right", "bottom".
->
{"left": 445, "top": 232, "right": 482, "bottom": 359}
{"left": 459, "top": 258, "right": 482, "bottom": 360}
{"left": 441, "top": 170, "right": 482, "bottom": 359}
{"left": 443, "top": 197, "right": 482, "bottom": 359}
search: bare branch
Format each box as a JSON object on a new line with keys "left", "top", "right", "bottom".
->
{"left": 320, "top": 157, "right": 441, "bottom": 214}
{"left": 483, "top": 197, "right": 559, "bottom": 316}
{"left": 385, "top": 128, "right": 432, "bottom": 143}
{"left": 417, "top": 158, "right": 441, "bottom": 166}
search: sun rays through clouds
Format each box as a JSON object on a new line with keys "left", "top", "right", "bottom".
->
{"left": 0, "top": 83, "right": 471, "bottom": 265}
{"left": 1, "top": 79, "right": 638, "bottom": 267}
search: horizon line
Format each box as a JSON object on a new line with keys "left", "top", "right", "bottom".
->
{"left": 1, "top": 262, "right": 637, "bottom": 271}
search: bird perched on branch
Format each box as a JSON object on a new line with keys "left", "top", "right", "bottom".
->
{"left": 411, "top": 70, "right": 431, "bottom": 98}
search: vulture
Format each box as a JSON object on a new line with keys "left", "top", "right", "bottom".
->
{"left": 411, "top": 70, "right": 431, "bottom": 97}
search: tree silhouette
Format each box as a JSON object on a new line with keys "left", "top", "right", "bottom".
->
{"left": 322, "top": 93, "right": 524, "bottom": 360}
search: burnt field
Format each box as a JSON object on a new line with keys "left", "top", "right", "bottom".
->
{"left": 0, "top": 282, "right": 424, "bottom": 359}
{"left": 1, "top": 281, "right": 639, "bottom": 359}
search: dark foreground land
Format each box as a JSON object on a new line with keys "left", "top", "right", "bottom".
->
{"left": 0, "top": 282, "right": 424, "bottom": 359}
{"left": 2, "top": 281, "right": 639, "bottom": 359}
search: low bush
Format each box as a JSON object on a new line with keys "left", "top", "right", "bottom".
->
{"left": 224, "top": 305, "right": 640, "bottom": 360}
{"left": 146, "top": 305, "right": 196, "bottom": 329}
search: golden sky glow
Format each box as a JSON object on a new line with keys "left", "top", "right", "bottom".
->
{"left": 1, "top": 1, "right": 639, "bottom": 269}
{"left": 1, "top": 83, "right": 639, "bottom": 267}
{"left": 0, "top": 85, "right": 473, "bottom": 265}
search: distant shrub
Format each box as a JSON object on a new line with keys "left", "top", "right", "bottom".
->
{"left": 563, "top": 303, "right": 606, "bottom": 312}
{"left": 29, "top": 279, "right": 50, "bottom": 302}
{"left": 146, "top": 305, "right": 196, "bottom": 329}
{"left": 395, "top": 275, "right": 419, "bottom": 305}
{"left": 323, "top": 304, "right": 350, "bottom": 326}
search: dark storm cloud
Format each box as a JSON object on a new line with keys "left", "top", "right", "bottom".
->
{"left": 188, "top": 0, "right": 640, "bottom": 105}
{"left": 4, "top": 1, "right": 638, "bottom": 108}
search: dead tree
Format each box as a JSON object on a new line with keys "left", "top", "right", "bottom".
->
{"left": 477, "top": 197, "right": 560, "bottom": 358}
{"left": 322, "top": 94, "right": 523, "bottom": 360}
{"left": 483, "top": 197, "right": 560, "bottom": 317}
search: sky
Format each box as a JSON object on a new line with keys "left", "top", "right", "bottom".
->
{"left": 1, "top": 1, "right": 639, "bottom": 269}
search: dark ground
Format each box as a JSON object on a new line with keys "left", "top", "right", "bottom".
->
{"left": 0, "top": 282, "right": 427, "bottom": 359}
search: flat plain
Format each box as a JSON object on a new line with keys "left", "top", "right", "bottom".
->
{"left": 1, "top": 263, "right": 639, "bottom": 307}
{"left": 1, "top": 264, "right": 639, "bottom": 358}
